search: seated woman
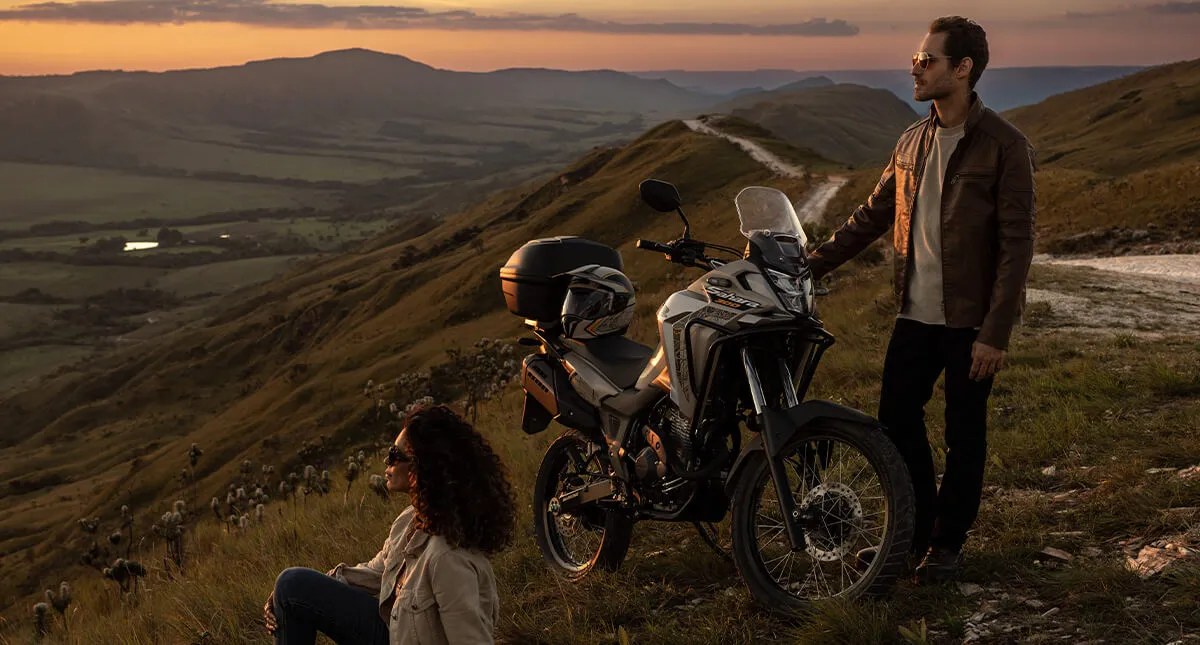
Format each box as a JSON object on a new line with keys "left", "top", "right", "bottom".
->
{"left": 264, "top": 405, "right": 517, "bottom": 645}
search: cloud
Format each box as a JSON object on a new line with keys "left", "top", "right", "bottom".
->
{"left": 0, "top": 0, "right": 859, "bottom": 35}
{"left": 1145, "top": 1, "right": 1200, "bottom": 13}
{"left": 1065, "top": 1, "right": 1200, "bottom": 18}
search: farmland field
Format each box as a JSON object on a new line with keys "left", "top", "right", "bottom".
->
{"left": 0, "top": 162, "right": 342, "bottom": 227}
{"left": 0, "top": 263, "right": 169, "bottom": 298}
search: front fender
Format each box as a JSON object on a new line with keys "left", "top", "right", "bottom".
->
{"left": 723, "top": 400, "right": 882, "bottom": 495}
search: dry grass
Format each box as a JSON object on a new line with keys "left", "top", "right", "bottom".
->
{"left": 1005, "top": 58, "right": 1200, "bottom": 176}
{"left": 1, "top": 261, "right": 1197, "bottom": 644}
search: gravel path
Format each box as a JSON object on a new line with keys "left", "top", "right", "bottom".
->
{"left": 682, "top": 119, "right": 806, "bottom": 179}
{"left": 794, "top": 175, "right": 849, "bottom": 225}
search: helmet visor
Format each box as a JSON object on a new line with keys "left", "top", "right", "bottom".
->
{"left": 563, "top": 287, "right": 612, "bottom": 319}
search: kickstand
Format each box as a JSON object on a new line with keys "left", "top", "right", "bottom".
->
{"left": 692, "top": 522, "right": 732, "bottom": 562}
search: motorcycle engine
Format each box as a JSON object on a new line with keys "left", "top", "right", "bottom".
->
{"left": 646, "top": 398, "right": 693, "bottom": 475}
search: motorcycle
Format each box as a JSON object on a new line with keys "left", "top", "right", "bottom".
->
{"left": 498, "top": 179, "right": 914, "bottom": 612}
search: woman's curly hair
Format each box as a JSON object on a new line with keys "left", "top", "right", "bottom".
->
{"left": 403, "top": 405, "right": 516, "bottom": 554}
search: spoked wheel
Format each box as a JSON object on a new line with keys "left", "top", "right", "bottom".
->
{"left": 533, "top": 432, "right": 634, "bottom": 579}
{"left": 730, "top": 420, "right": 914, "bottom": 614}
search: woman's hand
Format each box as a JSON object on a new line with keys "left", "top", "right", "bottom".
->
{"left": 264, "top": 591, "right": 277, "bottom": 635}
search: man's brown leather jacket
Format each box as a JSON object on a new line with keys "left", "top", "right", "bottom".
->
{"left": 807, "top": 93, "right": 1036, "bottom": 350}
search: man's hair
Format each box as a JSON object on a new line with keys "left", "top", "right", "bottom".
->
{"left": 403, "top": 404, "right": 516, "bottom": 554}
{"left": 929, "top": 16, "right": 989, "bottom": 89}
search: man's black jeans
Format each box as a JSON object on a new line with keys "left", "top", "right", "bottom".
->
{"left": 878, "top": 317, "right": 995, "bottom": 556}
{"left": 272, "top": 567, "right": 389, "bottom": 645}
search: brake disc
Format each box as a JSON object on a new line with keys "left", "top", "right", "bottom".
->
{"left": 800, "top": 482, "right": 864, "bottom": 562}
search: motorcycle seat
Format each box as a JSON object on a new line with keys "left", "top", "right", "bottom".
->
{"left": 563, "top": 335, "right": 655, "bottom": 389}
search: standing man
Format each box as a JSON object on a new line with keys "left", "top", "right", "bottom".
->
{"left": 806, "top": 16, "right": 1035, "bottom": 583}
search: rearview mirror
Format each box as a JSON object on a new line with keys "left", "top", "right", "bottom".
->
{"left": 639, "top": 179, "right": 682, "bottom": 213}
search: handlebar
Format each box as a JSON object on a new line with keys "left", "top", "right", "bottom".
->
{"left": 636, "top": 239, "right": 673, "bottom": 254}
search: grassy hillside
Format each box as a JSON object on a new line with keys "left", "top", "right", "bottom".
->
{"left": 0, "top": 121, "right": 819, "bottom": 612}
{"left": 710, "top": 84, "right": 918, "bottom": 165}
{"left": 0, "top": 259, "right": 1196, "bottom": 644}
{"left": 1006, "top": 59, "right": 1200, "bottom": 176}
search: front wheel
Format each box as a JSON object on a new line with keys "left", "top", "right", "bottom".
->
{"left": 533, "top": 432, "right": 634, "bottom": 579}
{"left": 730, "top": 420, "right": 914, "bottom": 614}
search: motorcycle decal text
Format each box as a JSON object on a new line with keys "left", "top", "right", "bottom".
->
{"left": 703, "top": 285, "right": 761, "bottom": 311}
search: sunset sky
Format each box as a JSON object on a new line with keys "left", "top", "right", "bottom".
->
{"left": 1, "top": 0, "right": 1198, "bottom": 75}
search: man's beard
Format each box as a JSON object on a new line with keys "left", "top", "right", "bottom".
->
{"left": 914, "top": 74, "right": 955, "bottom": 102}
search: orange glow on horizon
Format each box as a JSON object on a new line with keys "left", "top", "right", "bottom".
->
{"left": 0, "top": 20, "right": 1198, "bottom": 76}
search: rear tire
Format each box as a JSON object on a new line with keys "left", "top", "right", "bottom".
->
{"left": 533, "top": 431, "right": 634, "bottom": 579}
{"left": 729, "top": 420, "right": 914, "bottom": 614}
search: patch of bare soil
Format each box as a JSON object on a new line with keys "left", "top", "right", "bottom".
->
{"left": 1026, "top": 256, "right": 1200, "bottom": 337}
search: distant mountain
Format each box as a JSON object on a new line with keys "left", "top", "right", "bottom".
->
{"left": 1005, "top": 59, "right": 1200, "bottom": 175}
{"left": 710, "top": 83, "right": 919, "bottom": 165}
{"left": 630, "top": 69, "right": 827, "bottom": 95}
{"left": 3, "top": 49, "right": 711, "bottom": 122}
{"left": 0, "top": 49, "right": 715, "bottom": 169}
{"left": 771, "top": 76, "right": 836, "bottom": 93}
{"left": 634, "top": 66, "right": 1146, "bottom": 112}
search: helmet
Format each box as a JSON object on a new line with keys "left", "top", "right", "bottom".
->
{"left": 560, "top": 265, "right": 636, "bottom": 340}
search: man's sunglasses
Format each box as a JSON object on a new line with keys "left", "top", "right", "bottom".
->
{"left": 385, "top": 445, "right": 412, "bottom": 466}
{"left": 912, "top": 52, "right": 952, "bottom": 70}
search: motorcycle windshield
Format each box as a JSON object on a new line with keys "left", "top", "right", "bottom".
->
{"left": 735, "top": 186, "right": 808, "bottom": 246}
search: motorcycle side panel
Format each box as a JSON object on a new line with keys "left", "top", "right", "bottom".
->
{"left": 656, "top": 259, "right": 787, "bottom": 419}
{"left": 521, "top": 354, "right": 602, "bottom": 434}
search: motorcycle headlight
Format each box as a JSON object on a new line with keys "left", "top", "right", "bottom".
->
{"left": 765, "top": 267, "right": 814, "bottom": 315}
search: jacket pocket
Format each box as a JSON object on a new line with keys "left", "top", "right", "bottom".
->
{"left": 951, "top": 169, "right": 995, "bottom": 185}
{"left": 393, "top": 592, "right": 445, "bottom": 645}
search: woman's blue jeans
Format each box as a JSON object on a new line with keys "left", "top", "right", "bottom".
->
{"left": 272, "top": 567, "right": 390, "bottom": 645}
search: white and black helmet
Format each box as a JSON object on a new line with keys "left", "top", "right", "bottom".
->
{"left": 560, "top": 265, "right": 636, "bottom": 340}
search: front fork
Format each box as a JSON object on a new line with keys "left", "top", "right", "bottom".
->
{"left": 741, "top": 348, "right": 808, "bottom": 551}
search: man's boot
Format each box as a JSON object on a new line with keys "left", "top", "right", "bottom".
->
{"left": 913, "top": 547, "right": 962, "bottom": 585}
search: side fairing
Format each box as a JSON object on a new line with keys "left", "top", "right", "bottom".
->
{"left": 655, "top": 259, "right": 785, "bottom": 419}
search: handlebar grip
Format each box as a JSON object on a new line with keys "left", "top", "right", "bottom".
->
{"left": 636, "top": 239, "right": 671, "bottom": 253}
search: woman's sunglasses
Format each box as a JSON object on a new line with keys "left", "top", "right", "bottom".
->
{"left": 385, "top": 445, "right": 412, "bottom": 466}
{"left": 912, "top": 51, "right": 952, "bottom": 70}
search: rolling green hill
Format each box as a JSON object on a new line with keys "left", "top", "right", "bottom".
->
{"left": 710, "top": 83, "right": 919, "bottom": 165}
{"left": 1005, "top": 58, "right": 1200, "bottom": 176}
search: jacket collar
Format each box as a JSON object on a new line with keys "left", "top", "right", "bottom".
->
{"left": 402, "top": 525, "right": 431, "bottom": 556}
{"left": 926, "top": 91, "right": 986, "bottom": 134}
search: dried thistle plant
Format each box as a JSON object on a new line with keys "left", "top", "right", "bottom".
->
{"left": 367, "top": 474, "right": 390, "bottom": 501}
{"left": 187, "top": 443, "right": 203, "bottom": 468}
{"left": 33, "top": 602, "right": 50, "bottom": 641}
{"left": 154, "top": 508, "right": 187, "bottom": 568}
{"left": 343, "top": 460, "right": 360, "bottom": 505}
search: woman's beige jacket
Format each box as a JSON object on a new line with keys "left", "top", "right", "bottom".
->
{"left": 327, "top": 506, "right": 499, "bottom": 645}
